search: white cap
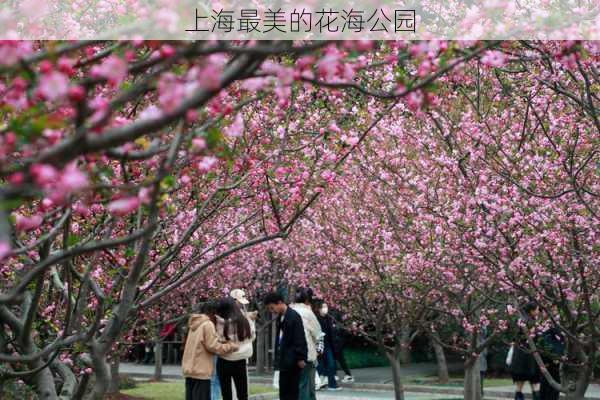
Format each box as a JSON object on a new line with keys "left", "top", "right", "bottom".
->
{"left": 230, "top": 288, "right": 249, "bottom": 305}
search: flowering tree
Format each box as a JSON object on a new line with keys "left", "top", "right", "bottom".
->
{"left": 284, "top": 41, "right": 599, "bottom": 400}
{"left": 0, "top": 40, "right": 497, "bottom": 399}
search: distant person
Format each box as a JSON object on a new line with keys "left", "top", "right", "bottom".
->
{"left": 314, "top": 300, "right": 341, "bottom": 391}
{"left": 291, "top": 288, "right": 324, "bottom": 400}
{"left": 160, "top": 321, "right": 177, "bottom": 364}
{"left": 215, "top": 298, "right": 256, "bottom": 400}
{"left": 539, "top": 308, "right": 565, "bottom": 400}
{"left": 264, "top": 291, "right": 308, "bottom": 400}
{"left": 509, "top": 302, "right": 541, "bottom": 400}
{"left": 182, "top": 301, "right": 238, "bottom": 400}
{"left": 329, "top": 308, "right": 354, "bottom": 383}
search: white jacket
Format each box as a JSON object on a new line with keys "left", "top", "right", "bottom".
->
{"left": 290, "top": 303, "right": 323, "bottom": 362}
{"left": 216, "top": 314, "right": 256, "bottom": 361}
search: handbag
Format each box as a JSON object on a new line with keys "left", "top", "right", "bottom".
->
{"left": 506, "top": 344, "right": 514, "bottom": 366}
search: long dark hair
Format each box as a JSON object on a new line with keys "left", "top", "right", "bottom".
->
{"left": 217, "top": 298, "right": 251, "bottom": 341}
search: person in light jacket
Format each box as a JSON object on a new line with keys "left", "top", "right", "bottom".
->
{"left": 291, "top": 288, "right": 324, "bottom": 400}
{"left": 182, "top": 301, "right": 238, "bottom": 400}
{"left": 215, "top": 298, "right": 256, "bottom": 400}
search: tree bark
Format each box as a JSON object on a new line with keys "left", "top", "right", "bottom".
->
{"left": 463, "top": 358, "right": 482, "bottom": 400}
{"left": 256, "top": 325, "right": 266, "bottom": 374}
{"left": 564, "top": 363, "right": 591, "bottom": 400}
{"left": 386, "top": 352, "right": 405, "bottom": 400}
{"left": 107, "top": 357, "right": 120, "bottom": 394}
{"left": 399, "top": 326, "right": 411, "bottom": 365}
{"left": 153, "top": 341, "right": 163, "bottom": 381}
{"left": 429, "top": 332, "right": 449, "bottom": 383}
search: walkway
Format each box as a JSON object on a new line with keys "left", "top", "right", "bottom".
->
{"left": 119, "top": 362, "right": 600, "bottom": 399}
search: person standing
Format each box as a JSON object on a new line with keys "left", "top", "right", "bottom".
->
{"left": 329, "top": 308, "right": 354, "bottom": 383}
{"left": 182, "top": 302, "right": 238, "bottom": 400}
{"left": 315, "top": 301, "right": 341, "bottom": 391}
{"left": 291, "top": 288, "right": 324, "bottom": 400}
{"left": 509, "top": 302, "right": 542, "bottom": 400}
{"left": 215, "top": 298, "right": 256, "bottom": 400}
{"left": 264, "top": 292, "right": 308, "bottom": 400}
{"left": 539, "top": 311, "right": 565, "bottom": 400}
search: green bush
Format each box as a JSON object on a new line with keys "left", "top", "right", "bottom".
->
{"left": 0, "top": 379, "right": 37, "bottom": 400}
{"left": 341, "top": 346, "right": 390, "bottom": 369}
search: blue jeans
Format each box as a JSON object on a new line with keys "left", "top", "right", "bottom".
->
{"left": 317, "top": 347, "right": 338, "bottom": 388}
{"left": 211, "top": 356, "right": 221, "bottom": 400}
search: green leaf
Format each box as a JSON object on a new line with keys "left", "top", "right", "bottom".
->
{"left": 205, "top": 127, "right": 222, "bottom": 149}
{"left": 161, "top": 175, "right": 176, "bottom": 189}
{"left": 67, "top": 234, "right": 80, "bottom": 247}
{"left": 0, "top": 198, "right": 25, "bottom": 211}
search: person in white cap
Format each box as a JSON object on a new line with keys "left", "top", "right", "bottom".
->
{"left": 230, "top": 288, "right": 257, "bottom": 320}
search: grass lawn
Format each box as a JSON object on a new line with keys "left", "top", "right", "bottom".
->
{"left": 122, "top": 381, "right": 273, "bottom": 399}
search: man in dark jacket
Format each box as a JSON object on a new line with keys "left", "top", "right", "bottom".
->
{"left": 264, "top": 292, "right": 308, "bottom": 400}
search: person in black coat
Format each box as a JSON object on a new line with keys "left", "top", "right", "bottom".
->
{"left": 314, "top": 300, "right": 341, "bottom": 390}
{"left": 510, "top": 302, "right": 542, "bottom": 400}
{"left": 264, "top": 292, "right": 308, "bottom": 400}
{"left": 329, "top": 309, "right": 353, "bottom": 383}
{"left": 539, "top": 322, "right": 565, "bottom": 400}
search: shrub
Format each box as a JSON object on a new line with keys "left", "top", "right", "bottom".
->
{"left": 341, "top": 346, "right": 390, "bottom": 369}
{"left": 0, "top": 379, "right": 37, "bottom": 400}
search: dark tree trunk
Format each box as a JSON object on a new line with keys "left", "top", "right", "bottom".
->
{"left": 256, "top": 325, "right": 266, "bottom": 374}
{"left": 463, "top": 357, "right": 482, "bottom": 400}
{"left": 430, "top": 332, "right": 449, "bottom": 383}
{"left": 107, "top": 358, "right": 120, "bottom": 394}
{"left": 564, "top": 363, "right": 591, "bottom": 400}
{"left": 387, "top": 352, "right": 406, "bottom": 400}
{"left": 153, "top": 341, "right": 163, "bottom": 381}
{"left": 399, "top": 326, "right": 411, "bottom": 365}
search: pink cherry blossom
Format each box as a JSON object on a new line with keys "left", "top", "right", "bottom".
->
{"left": 197, "top": 156, "right": 218, "bottom": 172}
{"left": 30, "top": 164, "right": 59, "bottom": 185}
{"left": 37, "top": 71, "right": 69, "bottom": 101}
{"left": 59, "top": 163, "right": 88, "bottom": 193}
{"left": 481, "top": 50, "right": 507, "bottom": 67}
{"left": 107, "top": 197, "right": 140, "bottom": 216}
{"left": 224, "top": 113, "right": 244, "bottom": 138}
{"left": 90, "top": 56, "right": 128, "bottom": 86}
{"left": 15, "top": 213, "right": 43, "bottom": 232}
{"left": 0, "top": 241, "right": 10, "bottom": 260}
{"left": 191, "top": 137, "right": 207, "bottom": 152}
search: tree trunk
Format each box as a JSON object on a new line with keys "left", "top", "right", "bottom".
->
{"left": 107, "top": 357, "right": 120, "bottom": 394}
{"left": 430, "top": 333, "right": 449, "bottom": 383}
{"left": 463, "top": 358, "right": 482, "bottom": 400}
{"left": 564, "top": 363, "right": 591, "bottom": 400}
{"left": 399, "top": 326, "right": 411, "bottom": 365}
{"left": 153, "top": 341, "right": 163, "bottom": 381}
{"left": 256, "top": 325, "right": 266, "bottom": 374}
{"left": 387, "top": 352, "right": 405, "bottom": 400}
{"left": 33, "top": 365, "right": 59, "bottom": 400}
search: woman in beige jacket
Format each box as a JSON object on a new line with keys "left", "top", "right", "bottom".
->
{"left": 182, "top": 301, "right": 238, "bottom": 400}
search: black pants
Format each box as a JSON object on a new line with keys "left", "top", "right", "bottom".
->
{"left": 217, "top": 358, "right": 248, "bottom": 400}
{"left": 279, "top": 367, "right": 302, "bottom": 400}
{"left": 185, "top": 378, "right": 210, "bottom": 400}
{"left": 540, "top": 362, "right": 560, "bottom": 400}
{"left": 334, "top": 348, "right": 351, "bottom": 376}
